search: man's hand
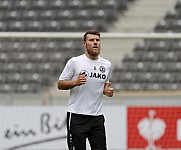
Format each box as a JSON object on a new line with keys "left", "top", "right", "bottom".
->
{"left": 57, "top": 72, "right": 86, "bottom": 90}
{"left": 75, "top": 72, "right": 87, "bottom": 86}
{"left": 103, "top": 82, "right": 114, "bottom": 97}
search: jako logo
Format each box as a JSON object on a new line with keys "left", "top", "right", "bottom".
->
{"left": 80, "top": 70, "right": 106, "bottom": 80}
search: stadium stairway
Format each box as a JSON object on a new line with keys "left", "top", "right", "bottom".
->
{"left": 109, "top": 0, "right": 177, "bottom": 33}
{"left": 101, "top": 0, "right": 178, "bottom": 67}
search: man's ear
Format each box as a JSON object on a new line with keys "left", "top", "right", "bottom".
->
{"left": 83, "top": 41, "right": 86, "bottom": 47}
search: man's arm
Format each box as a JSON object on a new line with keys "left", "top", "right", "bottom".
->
{"left": 103, "top": 82, "right": 114, "bottom": 97}
{"left": 57, "top": 80, "right": 77, "bottom": 90}
{"left": 57, "top": 73, "right": 86, "bottom": 90}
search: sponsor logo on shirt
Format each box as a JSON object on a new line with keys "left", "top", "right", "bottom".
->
{"left": 80, "top": 68, "right": 106, "bottom": 80}
{"left": 89, "top": 72, "right": 106, "bottom": 79}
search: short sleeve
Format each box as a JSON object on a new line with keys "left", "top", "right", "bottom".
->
{"left": 59, "top": 58, "right": 75, "bottom": 80}
{"left": 105, "top": 64, "right": 112, "bottom": 83}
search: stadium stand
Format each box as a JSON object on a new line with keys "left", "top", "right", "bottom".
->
{"left": 0, "top": 0, "right": 131, "bottom": 93}
{"left": 111, "top": 0, "right": 181, "bottom": 91}
{"left": 1, "top": 0, "right": 180, "bottom": 93}
{"left": 0, "top": 0, "right": 128, "bottom": 32}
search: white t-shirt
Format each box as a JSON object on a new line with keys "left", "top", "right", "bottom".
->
{"left": 59, "top": 54, "right": 111, "bottom": 116}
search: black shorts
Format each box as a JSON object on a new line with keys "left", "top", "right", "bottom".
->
{"left": 67, "top": 112, "right": 107, "bottom": 150}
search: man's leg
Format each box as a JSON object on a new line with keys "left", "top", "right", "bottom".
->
{"left": 67, "top": 112, "right": 88, "bottom": 150}
{"left": 88, "top": 115, "right": 107, "bottom": 150}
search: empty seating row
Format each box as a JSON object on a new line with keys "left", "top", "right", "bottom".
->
{"left": 154, "top": 19, "right": 181, "bottom": 33}
{"left": 0, "top": 83, "right": 42, "bottom": 93}
{"left": 0, "top": 72, "right": 52, "bottom": 84}
{"left": 0, "top": 52, "right": 68, "bottom": 63}
{"left": 126, "top": 39, "right": 181, "bottom": 63}
{"left": 165, "top": 9, "right": 181, "bottom": 20}
{"left": 112, "top": 82, "right": 181, "bottom": 91}
{"left": 134, "top": 39, "right": 181, "bottom": 51}
{"left": 0, "top": 61, "right": 65, "bottom": 73}
{"left": 124, "top": 50, "right": 181, "bottom": 62}
{"left": 0, "top": 39, "right": 82, "bottom": 52}
{"left": 0, "top": 20, "right": 108, "bottom": 32}
{"left": 0, "top": 19, "right": 109, "bottom": 32}
{"left": 0, "top": 0, "right": 121, "bottom": 10}
{"left": 113, "top": 61, "right": 181, "bottom": 72}
{"left": 112, "top": 71, "right": 181, "bottom": 83}
{"left": 0, "top": 9, "right": 117, "bottom": 22}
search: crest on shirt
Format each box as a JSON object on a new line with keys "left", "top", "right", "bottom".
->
{"left": 99, "top": 66, "right": 106, "bottom": 73}
{"left": 80, "top": 70, "right": 89, "bottom": 78}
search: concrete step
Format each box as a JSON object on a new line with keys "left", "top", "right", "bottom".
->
{"left": 109, "top": 0, "right": 177, "bottom": 33}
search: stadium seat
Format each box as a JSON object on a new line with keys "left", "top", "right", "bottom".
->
{"left": 165, "top": 10, "right": 176, "bottom": 20}
{"left": 0, "top": 21, "right": 7, "bottom": 31}
{"left": 154, "top": 20, "right": 170, "bottom": 33}
{"left": 13, "top": 0, "right": 30, "bottom": 9}
{"left": 67, "top": 0, "right": 84, "bottom": 9}
{"left": 55, "top": 10, "right": 74, "bottom": 20}
{"left": 7, "top": 21, "right": 23, "bottom": 31}
{"left": 24, "top": 20, "right": 41, "bottom": 31}
{"left": 5, "top": 10, "right": 23, "bottom": 20}
{"left": 84, "top": 0, "right": 99, "bottom": 9}
{"left": 0, "top": 0, "right": 14, "bottom": 10}
{"left": 48, "top": 0, "right": 66, "bottom": 9}
{"left": 103, "top": 0, "right": 118, "bottom": 9}
{"left": 27, "top": 0, "right": 48, "bottom": 10}
{"left": 22, "top": 10, "right": 39, "bottom": 20}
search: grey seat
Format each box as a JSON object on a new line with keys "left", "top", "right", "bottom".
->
{"left": 171, "top": 40, "right": 181, "bottom": 51}
{"left": 0, "top": 21, "right": 7, "bottom": 31}
{"left": 24, "top": 20, "right": 41, "bottom": 31}
{"left": 154, "top": 20, "right": 170, "bottom": 33}
{"left": 0, "top": 0, "right": 14, "bottom": 10}
{"left": 0, "top": 10, "right": 6, "bottom": 20}
{"left": 23, "top": 10, "right": 39, "bottom": 20}
{"left": 62, "top": 20, "right": 79, "bottom": 31}
{"left": 55, "top": 10, "right": 74, "bottom": 20}
{"left": 48, "top": 0, "right": 65, "bottom": 9}
{"left": 12, "top": 0, "right": 30, "bottom": 9}
{"left": 5, "top": 10, "right": 23, "bottom": 20}
{"left": 40, "top": 20, "right": 62, "bottom": 32}
{"left": 39, "top": 10, "right": 55, "bottom": 20}
{"left": 28, "top": 0, "right": 48, "bottom": 10}
{"left": 84, "top": 0, "right": 99, "bottom": 9}
{"left": 7, "top": 21, "right": 23, "bottom": 31}
{"left": 166, "top": 62, "right": 181, "bottom": 72}
{"left": 67, "top": 0, "right": 84, "bottom": 9}
{"left": 1, "top": 84, "right": 12, "bottom": 93}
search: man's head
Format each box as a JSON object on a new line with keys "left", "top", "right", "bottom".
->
{"left": 83, "top": 29, "right": 101, "bottom": 59}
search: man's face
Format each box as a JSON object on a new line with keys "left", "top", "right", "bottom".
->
{"left": 83, "top": 34, "right": 101, "bottom": 58}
